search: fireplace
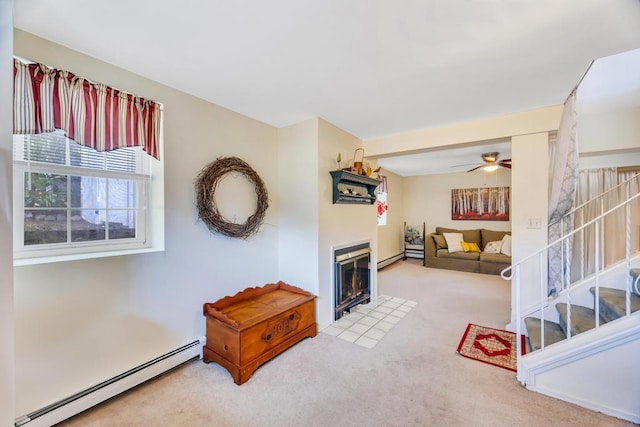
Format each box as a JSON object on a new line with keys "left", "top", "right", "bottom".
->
{"left": 334, "top": 243, "right": 371, "bottom": 320}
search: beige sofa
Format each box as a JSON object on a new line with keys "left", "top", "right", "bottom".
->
{"left": 425, "top": 227, "right": 511, "bottom": 275}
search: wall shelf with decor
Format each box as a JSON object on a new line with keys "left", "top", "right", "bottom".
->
{"left": 330, "top": 170, "right": 381, "bottom": 205}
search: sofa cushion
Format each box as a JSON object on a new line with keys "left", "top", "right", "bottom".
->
{"left": 481, "top": 229, "right": 510, "bottom": 249}
{"left": 443, "top": 232, "right": 464, "bottom": 253}
{"left": 436, "top": 227, "right": 481, "bottom": 246}
{"left": 437, "top": 249, "right": 480, "bottom": 261}
{"left": 432, "top": 234, "right": 448, "bottom": 249}
{"left": 479, "top": 253, "right": 511, "bottom": 264}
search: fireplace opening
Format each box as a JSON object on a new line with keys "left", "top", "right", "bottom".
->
{"left": 334, "top": 243, "right": 371, "bottom": 320}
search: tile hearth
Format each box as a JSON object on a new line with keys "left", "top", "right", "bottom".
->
{"left": 321, "top": 295, "right": 417, "bottom": 348}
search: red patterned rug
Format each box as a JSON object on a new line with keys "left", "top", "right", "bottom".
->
{"left": 456, "top": 323, "right": 525, "bottom": 372}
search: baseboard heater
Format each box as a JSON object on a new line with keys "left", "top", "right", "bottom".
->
{"left": 377, "top": 252, "right": 404, "bottom": 270}
{"left": 15, "top": 337, "right": 205, "bottom": 427}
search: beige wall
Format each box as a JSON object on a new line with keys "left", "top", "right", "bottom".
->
{"left": 278, "top": 119, "right": 320, "bottom": 296}
{"left": 377, "top": 170, "right": 405, "bottom": 262}
{"left": 14, "top": 30, "right": 280, "bottom": 415}
{"left": 579, "top": 106, "right": 640, "bottom": 155}
{"left": 510, "top": 132, "right": 549, "bottom": 318}
{"left": 318, "top": 119, "right": 378, "bottom": 327}
{"left": 578, "top": 105, "right": 640, "bottom": 169}
{"left": 1, "top": 0, "right": 14, "bottom": 424}
{"left": 403, "top": 170, "right": 511, "bottom": 235}
{"left": 278, "top": 118, "right": 380, "bottom": 328}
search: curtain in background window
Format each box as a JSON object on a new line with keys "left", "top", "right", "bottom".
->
{"left": 377, "top": 175, "right": 388, "bottom": 226}
{"left": 13, "top": 58, "right": 161, "bottom": 159}
{"left": 547, "top": 92, "right": 579, "bottom": 296}
{"left": 570, "top": 168, "right": 640, "bottom": 282}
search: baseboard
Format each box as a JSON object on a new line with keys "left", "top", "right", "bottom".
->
{"left": 526, "top": 384, "right": 640, "bottom": 424}
{"left": 15, "top": 336, "right": 205, "bottom": 427}
{"left": 377, "top": 252, "right": 403, "bottom": 270}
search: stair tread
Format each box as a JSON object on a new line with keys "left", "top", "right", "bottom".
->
{"left": 524, "top": 317, "right": 566, "bottom": 352}
{"left": 589, "top": 287, "right": 640, "bottom": 321}
{"left": 556, "top": 303, "right": 603, "bottom": 336}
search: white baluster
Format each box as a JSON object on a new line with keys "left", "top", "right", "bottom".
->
{"left": 561, "top": 216, "right": 565, "bottom": 292}
{"left": 515, "top": 265, "right": 523, "bottom": 383}
{"left": 594, "top": 219, "right": 600, "bottom": 329}
{"left": 600, "top": 199, "right": 605, "bottom": 273}
{"left": 580, "top": 209, "right": 585, "bottom": 282}
{"left": 539, "top": 254, "right": 545, "bottom": 349}
{"left": 566, "top": 247, "right": 572, "bottom": 340}
{"left": 625, "top": 199, "right": 631, "bottom": 317}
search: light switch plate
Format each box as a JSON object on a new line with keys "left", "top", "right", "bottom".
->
{"left": 527, "top": 217, "right": 542, "bottom": 229}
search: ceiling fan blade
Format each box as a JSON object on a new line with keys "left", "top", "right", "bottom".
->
{"left": 499, "top": 162, "right": 512, "bottom": 169}
{"left": 451, "top": 162, "right": 482, "bottom": 168}
{"left": 467, "top": 165, "right": 483, "bottom": 172}
{"left": 500, "top": 158, "right": 512, "bottom": 163}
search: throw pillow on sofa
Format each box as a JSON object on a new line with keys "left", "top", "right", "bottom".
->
{"left": 500, "top": 234, "right": 512, "bottom": 256}
{"left": 461, "top": 241, "right": 481, "bottom": 252}
{"left": 483, "top": 240, "right": 502, "bottom": 254}
{"left": 481, "top": 229, "right": 510, "bottom": 249}
{"left": 432, "top": 234, "right": 448, "bottom": 249}
{"left": 443, "top": 232, "right": 464, "bottom": 253}
{"left": 436, "top": 227, "right": 481, "bottom": 247}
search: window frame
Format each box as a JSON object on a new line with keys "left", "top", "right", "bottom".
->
{"left": 12, "top": 132, "right": 153, "bottom": 262}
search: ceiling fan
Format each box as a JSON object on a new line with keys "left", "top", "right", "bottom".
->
{"left": 465, "top": 152, "right": 511, "bottom": 172}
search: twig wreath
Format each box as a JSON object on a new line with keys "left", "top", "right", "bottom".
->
{"left": 195, "top": 156, "right": 269, "bottom": 239}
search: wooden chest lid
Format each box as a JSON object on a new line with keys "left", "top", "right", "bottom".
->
{"left": 203, "top": 281, "right": 316, "bottom": 330}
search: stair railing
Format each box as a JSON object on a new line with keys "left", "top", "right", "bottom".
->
{"left": 559, "top": 172, "right": 640, "bottom": 289}
{"left": 501, "top": 191, "right": 640, "bottom": 381}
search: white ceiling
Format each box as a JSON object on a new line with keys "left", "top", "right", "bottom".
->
{"left": 377, "top": 140, "right": 512, "bottom": 176}
{"left": 13, "top": 1, "right": 640, "bottom": 175}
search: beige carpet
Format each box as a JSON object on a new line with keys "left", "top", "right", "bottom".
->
{"left": 57, "top": 260, "right": 634, "bottom": 426}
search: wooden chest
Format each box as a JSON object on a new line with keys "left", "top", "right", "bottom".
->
{"left": 202, "top": 281, "right": 317, "bottom": 385}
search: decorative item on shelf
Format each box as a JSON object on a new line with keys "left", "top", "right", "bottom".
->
{"left": 353, "top": 148, "right": 364, "bottom": 175}
{"left": 336, "top": 153, "right": 342, "bottom": 170}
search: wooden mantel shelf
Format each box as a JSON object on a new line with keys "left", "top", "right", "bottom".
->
{"left": 330, "top": 170, "right": 381, "bottom": 205}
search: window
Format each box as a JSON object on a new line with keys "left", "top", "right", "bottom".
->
{"left": 13, "top": 130, "right": 152, "bottom": 259}
{"left": 12, "top": 57, "right": 163, "bottom": 263}
{"left": 377, "top": 175, "right": 388, "bottom": 226}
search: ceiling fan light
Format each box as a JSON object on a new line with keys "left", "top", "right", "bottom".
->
{"left": 483, "top": 164, "right": 499, "bottom": 172}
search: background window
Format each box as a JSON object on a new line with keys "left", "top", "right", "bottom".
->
{"left": 377, "top": 175, "right": 388, "bottom": 226}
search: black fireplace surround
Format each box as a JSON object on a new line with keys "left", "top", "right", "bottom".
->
{"left": 334, "top": 243, "right": 371, "bottom": 320}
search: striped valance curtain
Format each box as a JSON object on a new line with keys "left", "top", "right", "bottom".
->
{"left": 13, "top": 58, "right": 161, "bottom": 159}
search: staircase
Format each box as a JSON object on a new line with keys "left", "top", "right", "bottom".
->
{"left": 525, "top": 274, "right": 640, "bottom": 352}
{"left": 501, "top": 182, "right": 640, "bottom": 423}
